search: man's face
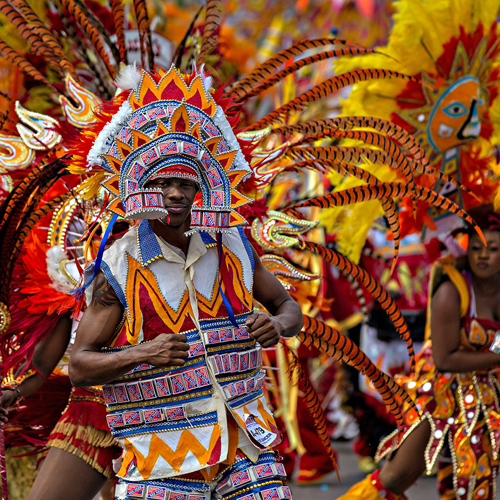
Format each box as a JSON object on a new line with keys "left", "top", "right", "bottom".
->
{"left": 145, "top": 177, "right": 199, "bottom": 227}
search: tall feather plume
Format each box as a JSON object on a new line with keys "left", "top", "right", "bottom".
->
{"left": 10, "top": 0, "right": 80, "bottom": 82}
{"left": 110, "top": 0, "right": 127, "bottom": 64}
{"left": 60, "top": 0, "right": 116, "bottom": 77}
{"left": 197, "top": 0, "right": 222, "bottom": 65}
{"left": 230, "top": 38, "right": 362, "bottom": 96}
{"left": 246, "top": 70, "right": 424, "bottom": 130}
{"left": 233, "top": 47, "right": 384, "bottom": 103}
{"left": 0, "top": 38, "right": 58, "bottom": 92}
{"left": 297, "top": 240, "right": 415, "bottom": 371}
{"left": 71, "top": 0, "right": 121, "bottom": 65}
{"left": 0, "top": 0, "right": 64, "bottom": 77}
{"left": 52, "top": 0, "right": 111, "bottom": 97}
{"left": 132, "top": 0, "right": 154, "bottom": 70}
{"left": 282, "top": 343, "right": 339, "bottom": 478}
{"left": 173, "top": 6, "right": 203, "bottom": 69}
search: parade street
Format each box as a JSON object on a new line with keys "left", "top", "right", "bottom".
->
{"left": 291, "top": 441, "right": 438, "bottom": 500}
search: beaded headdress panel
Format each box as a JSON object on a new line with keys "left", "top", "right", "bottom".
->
{"left": 86, "top": 65, "right": 251, "bottom": 233}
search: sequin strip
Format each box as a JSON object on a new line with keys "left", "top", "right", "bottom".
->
{"left": 103, "top": 366, "right": 211, "bottom": 406}
{"left": 208, "top": 346, "right": 262, "bottom": 376}
{"left": 216, "top": 462, "right": 287, "bottom": 495}
{"left": 115, "top": 484, "right": 209, "bottom": 500}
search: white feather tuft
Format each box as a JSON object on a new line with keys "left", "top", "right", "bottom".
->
{"left": 46, "top": 245, "right": 74, "bottom": 294}
{"left": 114, "top": 62, "right": 143, "bottom": 92}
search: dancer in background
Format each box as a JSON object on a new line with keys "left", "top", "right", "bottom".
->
{"left": 339, "top": 204, "right": 500, "bottom": 500}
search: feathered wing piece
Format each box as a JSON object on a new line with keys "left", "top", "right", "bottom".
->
{"left": 0, "top": 159, "right": 68, "bottom": 296}
{"left": 0, "top": 158, "right": 69, "bottom": 358}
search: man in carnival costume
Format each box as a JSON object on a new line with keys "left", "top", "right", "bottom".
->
{"left": 69, "top": 63, "right": 303, "bottom": 500}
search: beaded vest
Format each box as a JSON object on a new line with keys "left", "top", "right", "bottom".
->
{"left": 93, "top": 221, "right": 279, "bottom": 481}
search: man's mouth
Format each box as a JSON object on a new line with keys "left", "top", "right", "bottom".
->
{"left": 166, "top": 205, "right": 188, "bottom": 214}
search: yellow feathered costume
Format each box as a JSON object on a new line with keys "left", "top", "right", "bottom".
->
{"left": 326, "top": 0, "right": 500, "bottom": 262}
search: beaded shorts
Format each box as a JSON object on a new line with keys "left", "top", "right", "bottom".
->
{"left": 115, "top": 450, "right": 292, "bottom": 500}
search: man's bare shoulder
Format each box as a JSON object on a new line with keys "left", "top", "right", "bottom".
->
{"left": 91, "top": 273, "right": 121, "bottom": 308}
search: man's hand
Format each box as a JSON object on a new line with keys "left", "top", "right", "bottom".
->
{"left": 246, "top": 312, "right": 284, "bottom": 348}
{"left": 141, "top": 333, "right": 190, "bottom": 367}
{"left": 0, "top": 389, "right": 18, "bottom": 426}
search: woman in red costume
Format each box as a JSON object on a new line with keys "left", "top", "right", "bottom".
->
{"left": 1, "top": 316, "right": 120, "bottom": 500}
{"left": 339, "top": 204, "right": 500, "bottom": 500}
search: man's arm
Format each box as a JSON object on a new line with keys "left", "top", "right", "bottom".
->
{"left": 69, "top": 273, "right": 189, "bottom": 387}
{"left": 246, "top": 246, "right": 304, "bottom": 347}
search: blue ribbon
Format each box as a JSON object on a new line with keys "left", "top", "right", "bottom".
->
{"left": 72, "top": 213, "right": 119, "bottom": 296}
{"left": 217, "top": 233, "right": 238, "bottom": 328}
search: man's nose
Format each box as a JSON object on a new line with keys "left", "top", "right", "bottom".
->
{"left": 166, "top": 185, "right": 183, "bottom": 199}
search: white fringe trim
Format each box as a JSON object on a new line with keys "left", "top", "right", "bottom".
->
{"left": 87, "top": 100, "right": 133, "bottom": 169}
{"left": 213, "top": 105, "right": 251, "bottom": 176}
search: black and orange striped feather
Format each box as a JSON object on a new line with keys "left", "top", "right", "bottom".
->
{"left": 110, "top": 0, "right": 127, "bottom": 63}
{"left": 246, "top": 70, "right": 424, "bottom": 130}
{"left": 231, "top": 38, "right": 362, "bottom": 96}
{"left": 132, "top": 0, "right": 154, "bottom": 69}
{"left": 298, "top": 240, "right": 415, "bottom": 371}
{"left": 198, "top": 0, "right": 222, "bottom": 64}
{"left": 294, "top": 182, "right": 486, "bottom": 246}
{"left": 60, "top": 0, "right": 116, "bottom": 77}
{"left": 233, "top": 47, "right": 382, "bottom": 103}
{"left": 0, "top": 38, "right": 57, "bottom": 91}
{"left": 282, "top": 343, "right": 339, "bottom": 476}
{"left": 300, "top": 316, "right": 416, "bottom": 424}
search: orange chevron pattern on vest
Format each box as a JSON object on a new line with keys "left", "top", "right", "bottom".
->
{"left": 119, "top": 425, "right": 222, "bottom": 479}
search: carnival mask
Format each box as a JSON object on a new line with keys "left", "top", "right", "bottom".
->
{"left": 427, "top": 76, "right": 488, "bottom": 152}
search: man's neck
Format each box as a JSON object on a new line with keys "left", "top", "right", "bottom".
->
{"left": 148, "top": 219, "right": 191, "bottom": 256}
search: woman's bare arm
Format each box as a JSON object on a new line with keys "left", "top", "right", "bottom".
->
{"left": 431, "top": 280, "right": 500, "bottom": 372}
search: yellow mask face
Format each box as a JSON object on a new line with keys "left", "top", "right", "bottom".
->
{"left": 427, "top": 76, "right": 488, "bottom": 152}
